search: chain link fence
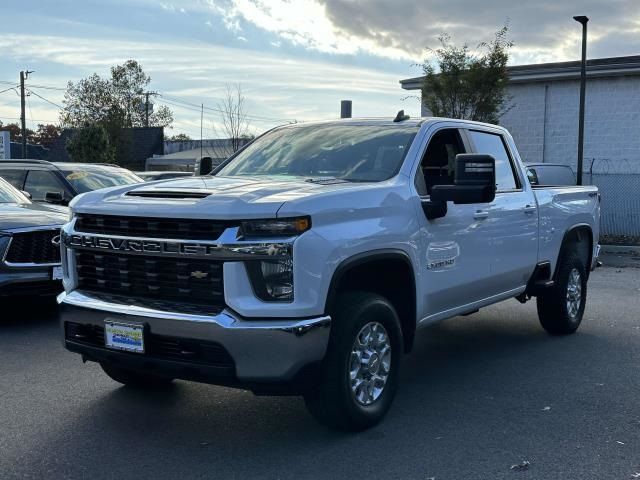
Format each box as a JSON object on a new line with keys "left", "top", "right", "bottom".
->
{"left": 583, "top": 158, "right": 640, "bottom": 238}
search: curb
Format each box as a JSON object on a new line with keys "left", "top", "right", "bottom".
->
{"left": 600, "top": 245, "right": 640, "bottom": 255}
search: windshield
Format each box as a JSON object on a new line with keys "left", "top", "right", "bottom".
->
{"left": 217, "top": 124, "right": 418, "bottom": 182}
{"left": 0, "top": 178, "right": 28, "bottom": 204}
{"left": 61, "top": 169, "right": 143, "bottom": 194}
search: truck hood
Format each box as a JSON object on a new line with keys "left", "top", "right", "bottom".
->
{"left": 71, "top": 175, "right": 368, "bottom": 219}
{"left": 0, "top": 202, "right": 68, "bottom": 231}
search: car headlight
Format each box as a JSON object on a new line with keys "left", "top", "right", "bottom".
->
{"left": 239, "top": 217, "right": 310, "bottom": 238}
{"left": 246, "top": 259, "right": 294, "bottom": 302}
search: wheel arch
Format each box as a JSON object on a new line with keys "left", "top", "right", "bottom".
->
{"left": 325, "top": 249, "right": 417, "bottom": 353}
{"left": 555, "top": 223, "right": 593, "bottom": 279}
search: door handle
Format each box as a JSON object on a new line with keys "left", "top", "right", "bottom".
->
{"left": 524, "top": 204, "right": 536, "bottom": 214}
{"left": 473, "top": 210, "right": 489, "bottom": 220}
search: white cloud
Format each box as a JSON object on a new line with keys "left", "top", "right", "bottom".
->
{"left": 204, "top": 0, "right": 415, "bottom": 61}
{"left": 0, "top": 33, "right": 419, "bottom": 136}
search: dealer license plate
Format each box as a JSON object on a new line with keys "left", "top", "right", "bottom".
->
{"left": 104, "top": 322, "right": 145, "bottom": 353}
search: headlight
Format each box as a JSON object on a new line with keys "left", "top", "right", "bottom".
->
{"left": 246, "top": 259, "right": 294, "bottom": 301}
{"left": 239, "top": 217, "right": 310, "bottom": 238}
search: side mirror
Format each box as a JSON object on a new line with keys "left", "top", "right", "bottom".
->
{"left": 20, "top": 190, "right": 32, "bottom": 200}
{"left": 45, "top": 191, "right": 67, "bottom": 205}
{"left": 431, "top": 154, "right": 496, "bottom": 205}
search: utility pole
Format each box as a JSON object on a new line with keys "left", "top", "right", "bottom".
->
{"left": 143, "top": 91, "right": 157, "bottom": 128}
{"left": 19, "top": 70, "right": 34, "bottom": 159}
{"left": 573, "top": 15, "right": 589, "bottom": 185}
{"left": 145, "top": 92, "right": 150, "bottom": 128}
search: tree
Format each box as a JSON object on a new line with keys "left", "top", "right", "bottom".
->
{"left": 66, "top": 124, "right": 115, "bottom": 164}
{"left": 33, "top": 124, "right": 61, "bottom": 148}
{"left": 0, "top": 121, "right": 35, "bottom": 143}
{"left": 419, "top": 26, "right": 513, "bottom": 124}
{"left": 165, "top": 133, "right": 192, "bottom": 141}
{"left": 61, "top": 60, "right": 173, "bottom": 129}
{"left": 217, "top": 83, "right": 250, "bottom": 153}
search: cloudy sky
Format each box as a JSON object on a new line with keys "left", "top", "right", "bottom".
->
{"left": 1, "top": 0, "right": 639, "bottom": 137}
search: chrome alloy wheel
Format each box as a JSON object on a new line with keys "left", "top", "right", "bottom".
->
{"left": 566, "top": 268, "right": 582, "bottom": 318}
{"left": 349, "top": 322, "right": 392, "bottom": 406}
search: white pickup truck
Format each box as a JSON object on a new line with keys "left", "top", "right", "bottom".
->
{"left": 59, "top": 116, "right": 600, "bottom": 431}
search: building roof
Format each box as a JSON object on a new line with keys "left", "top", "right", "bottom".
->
{"left": 400, "top": 55, "right": 640, "bottom": 90}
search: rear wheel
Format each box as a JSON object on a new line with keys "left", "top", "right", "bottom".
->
{"left": 537, "top": 251, "right": 587, "bottom": 335}
{"left": 100, "top": 363, "right": 174, "bottom": 388}
{"left": 304, "top": 292, "right": 402, "bottom": 431}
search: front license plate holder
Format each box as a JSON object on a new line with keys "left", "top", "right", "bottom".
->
{"left": 104, "top": 321, "right": 145, "bottom": 354}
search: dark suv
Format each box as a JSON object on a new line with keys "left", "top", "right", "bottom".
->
{"left": 0, "top": 160, "right": 143, "bottom": 205}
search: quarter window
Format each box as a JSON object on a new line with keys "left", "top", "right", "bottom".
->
{"left": 467, "top": 130, "right": 518, "bottom": 191}
{"left": 0, "top": 169, "right": 26, "bottom": 189}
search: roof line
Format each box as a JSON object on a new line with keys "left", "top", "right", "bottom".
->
{"left": 400, "top": 54, "right": 640, "bottom": 89}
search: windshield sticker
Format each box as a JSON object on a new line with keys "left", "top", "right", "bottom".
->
{"left": 66, "top": 171, "right": 89, "bottom": 181}
{"left": 426, "top": 241, "right": 459, "bottom": 271}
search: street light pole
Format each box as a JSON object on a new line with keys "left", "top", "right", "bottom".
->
{"left": 573, "top": 15, "right": 589, "bottom": 185}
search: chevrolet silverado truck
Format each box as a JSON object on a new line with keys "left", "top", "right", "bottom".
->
{"left": 58, "top": 116, "right": 600, "bottom": 431}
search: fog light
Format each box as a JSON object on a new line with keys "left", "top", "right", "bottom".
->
{"left": 246, "top": 259, "right": 294, "bottom": 301}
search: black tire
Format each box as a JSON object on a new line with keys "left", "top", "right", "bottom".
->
{"left": 304, "top": 292, "right": 403, "bottom": 431}
{"left": 100, "top": 363, "right": 174, "bottom": 388}
{"left": 537, "top": 251, "right": 587, "bottom": 335}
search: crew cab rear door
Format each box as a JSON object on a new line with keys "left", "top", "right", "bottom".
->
{"left": 464, "top": 128, "right": 538, "bottom": 294}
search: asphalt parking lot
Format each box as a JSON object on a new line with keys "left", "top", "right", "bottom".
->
{"left": 1, "top": 255, "right": 638, "bottom": 480}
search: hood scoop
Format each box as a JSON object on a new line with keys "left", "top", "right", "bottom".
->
{"left": 125, "top": 190, "right": 212, "bottom": 199}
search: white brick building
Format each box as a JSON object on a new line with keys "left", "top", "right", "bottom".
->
{"left": 400, "top": 55, "right": 640, "bottom": 167}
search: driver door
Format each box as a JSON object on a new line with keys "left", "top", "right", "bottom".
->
{"left": 414, "top": 126, "right": 494, "bottom": 323}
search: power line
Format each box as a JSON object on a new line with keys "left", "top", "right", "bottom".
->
{"left": 27, "top": 89, "right": 64, "bottom": 109}
{"left": 0, "top": 86, "right": 19, "bottom": 95}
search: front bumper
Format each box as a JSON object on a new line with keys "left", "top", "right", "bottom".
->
{"left": 0, "top": 267, "right": 62, "bottom": 296}
{"left": 59, "top": 290, "right": 331, "bottom": 385}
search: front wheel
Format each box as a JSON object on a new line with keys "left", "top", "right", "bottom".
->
{"left": 304, "top": 292, "right": 402, "bottom": 431}
{"left": 537, "top": 252, "right": 587, "bottom": 335}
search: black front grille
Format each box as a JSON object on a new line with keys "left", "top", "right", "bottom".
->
{"left": 75, "top": 214, "right": 235, "bottom": 240}
{"left": 75, "top": 251, "right": 224, "bottom": 306}
{"left": 65, "top": 322, "right": 235, "bottom": 368}
{"left": 5, "top": 229, "right": 61, "bottom": 264}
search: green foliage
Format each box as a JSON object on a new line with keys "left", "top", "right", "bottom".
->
{"left": 65, "top": 124, "right": 115, "bottom": 164}
{"left": 165, "top": 133, "right": 192, "bottom": 141}
{"left": 420, "top": 26, "right": 513, "bottom": 124}
{"left": 61, "top": 60, "right": 173, "bottom": 129}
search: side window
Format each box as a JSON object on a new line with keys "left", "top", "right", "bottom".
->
{"left": 415, "top": 128, "right": 466, "bottom": 195}
{"left": 467, "top": 130, "right": 518, "bottom": 191}
{"left": 23, "top": 170, "right": 65, "bottom": 201}
{"left": 0, "top": 169, "right": 26, "bottom": 190}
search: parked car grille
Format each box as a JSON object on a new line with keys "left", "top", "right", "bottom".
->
{"left": 65, "top": 322, "right": 235, "bottom": 368}
{"left": 75, "top": 251, "right": 224, "bottom": 307}
{"left": 4, "top": 229, "right": 61, "bottom": 264}
{"left": 75, "top": 214, "right": 235, "bottom": 240}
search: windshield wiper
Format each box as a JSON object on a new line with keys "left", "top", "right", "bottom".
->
{"left": 304, "top": 177, "right": 352, "bottom": 184}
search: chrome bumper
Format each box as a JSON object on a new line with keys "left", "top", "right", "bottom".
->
{"left": 59, "top": 290, "right": 331, "bottom": 382}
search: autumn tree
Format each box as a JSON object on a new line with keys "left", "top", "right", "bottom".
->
{"left": 419, "top": 26, "right": 513, "bottom": 124}
{"left": 0, "top": 121, "right": 35, "bottom": 143}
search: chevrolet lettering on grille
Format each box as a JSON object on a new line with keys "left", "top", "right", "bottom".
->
{"left": 64, "top": 233, "right": 223, "bottom": 258}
